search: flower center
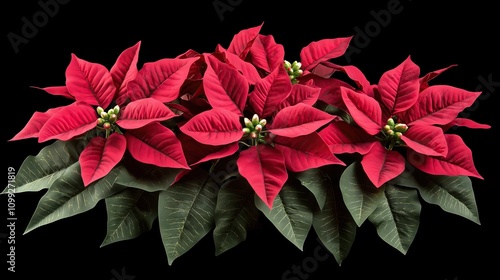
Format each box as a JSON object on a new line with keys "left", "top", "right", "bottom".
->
{"left": 380, "top": 116, "right": 408, "bottom": 150}
{"left": 284, "top": 60, "right": 303, "bottom": 84}
{"left": 96, "top": 105, "right": 121, "bottom": 138}
{"left": 241, "top": 114, "right": 267, "bottom": 146}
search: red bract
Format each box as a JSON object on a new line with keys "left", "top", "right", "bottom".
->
{"left": 319, "top": 56, "right": 490, "bottom": 187}
{"left": 10, "top": 42, "right": 190, "bottom": 186}
{"left": 178, "top": 24, "right": 348, "bottom": 208}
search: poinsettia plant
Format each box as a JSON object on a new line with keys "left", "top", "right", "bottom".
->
{"left": 3, "top": 23, "right": 490, "bottom": 266}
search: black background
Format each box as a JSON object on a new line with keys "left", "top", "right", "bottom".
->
{"left": 3, "top": 1, "right": 499, "bottom": 279}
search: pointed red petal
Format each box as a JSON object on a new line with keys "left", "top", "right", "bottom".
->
{"left": 402, "top": 85, "right": 481, "bottom": 126}
{"left": 408, "top": 134, "right": 483, "bottom": 179}
{"left": 378, "top": 56, "right": 420, "bottom": 115}
{"left": 341, "top": 87, "right": 382, "bottom": 135}
{"left": 318, "top": 121, "right": 377, "bottom": 154}
{"left": 419, "top": 64, "right": 457, "bottom": 91}
{"left": 80, "top": 133, "right": 126, "bottom": 186}
{"left": 65, "top": 54, "right": 116, "bottom": 108}
{"left": 441, "top": 118, "right": 491, "bottom": 131}
{"left": 274, "top": 133, "right": 345, "bottom": 172}
{"left": 306, "top": 63, "right": 336, "bottom": 79}
{"left": 110, "top": 41, "right": 141, "bottom": 105}
{"left": 10, "top": 107, "right": 65, "bottom": 141}
{"left": 401, "top": 124, "right": 448, "bottom": 157}
{"left": 277, "top": 82, "right": 321, "bottom": 111}
{"left": 30, "top": 86, "right": 74, "bottom": 100}
{"left": 268, "top": 103, "right": 334, "bottom": 137}
{"left": 125, "top": 123, "right": 189, "bottom": 169}
{"left": 177, "top": 50, "right": 205, "bottom": 83}
{"left": 303, "top": 76, "right": 353, "bottom": 111}
{"left": 236, "top": 145, "right": 288, "bottom": 209}
{"left": 128, "top": 57, "right": 198, "bottom": 102}
{"left": 227, "top": 22, "right": 263, "bottom": 59}
{"left": 248, "top": 64, "right": 292, "bottom": 117}
{"left": 249, "top": 34, "right": 285, "bottom": 73}
{"left": 361, "top": 143, "right": 406, "bottom": 187}
{"left": 311, "top": 63, "right": 372, "bottom": 95}
{"left": 306, "top": 61, "right": 374, "bottom": 97}
{"left": 300, "top": 37, "right": 352, "bottom": 71}
{"left": 216, "top": 45, "right": 261, "bottom": 85}
{"left": 203, "top": 54, "right": 249, "bottom": 116}
{"left": 38, "top": 103, "right": 97, "bottom": 142}
{"left": 116, "top": 98, "right": 176, "bottom": 130}
{"left": 178, "top": 132, "right": 239, "bottom": 166}
{"left": 179, "top": 108, "right": 243, "bottom": 145}
{"left": 176, "top": 49, "right": 202, "bottom": 59}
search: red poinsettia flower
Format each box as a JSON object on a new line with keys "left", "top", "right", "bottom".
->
{"left": 10, "top": 42, "right": 193, "bottom": 186}
{"left": 177, "top": 24, "right": 348, "bottom": 208}
{"left": 319, "top": 56, "right": 490, "bottom": 187}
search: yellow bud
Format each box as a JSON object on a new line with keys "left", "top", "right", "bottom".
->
{"left": 284, "top": 60, "right": 292, "bottom": 69}
{"left": 292, "top": 61, "right": 301, "bottom": 71}
{"left": 109, "top": 114, "right": 118, "bottom": 122}
{"left": 387, "top": 118, "right": 395, "bottom": 127}
{"left": 394, "top": 124, "right": 408, "bottom": 133}
{"left": 252, "top": 114, "right": 260, "bottom": 126}
{"left": 244, "top": 117, "right": 253, "bottom": 129}
{"left": 96, "top": 106, "right": 104, "bottom": 115}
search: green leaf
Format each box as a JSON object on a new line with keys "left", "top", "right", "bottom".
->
{"left": 158, "top": 167, "right": 218, "bottom": 265}
{"left": 293, "top": 168, "right": 329, "bottom": 210}
{"left": 24, "top": 164, "right": 125, "bottom": 234}
{"left": 391, "top": 169, "right": 480, "bottom": 225}
{"left": 213, "top": 176, "right": 260, "bottom": 256}
{"left": 312, "top": 167, "right": 357, "bottom": 266}
{"left": 339, "top": 161, "right": 386, "bottom": 226}
{"left": 367, "top": 184, "right": 421, "bottom": 254}
{"left": 115, "top": 155, "right": 182, "bottom": 192}
{"left": 315, "top": 100, "right": 354, "bottom": 124}
{"left": 255, "top": 178, "right": 314, "bottom": 250}
{"left": 2, "top": 139, "right": 85, "bottom": 194}
{"left": 101, "top": 188, "right": 159, "bottom": 247}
